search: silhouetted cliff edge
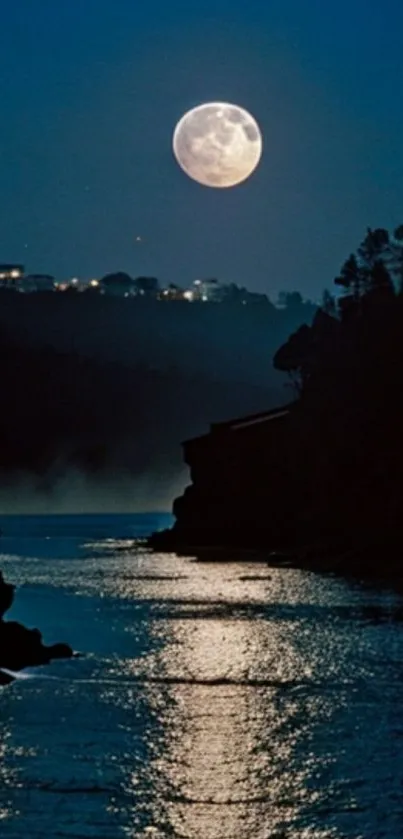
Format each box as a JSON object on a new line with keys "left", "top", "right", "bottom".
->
{"left": 150, "top": 227, "right": 403, "bottom": 577}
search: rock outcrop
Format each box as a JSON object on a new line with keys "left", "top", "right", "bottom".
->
{"left": 0, "top": 571, "right": 73, "bottom": 683}
{"left": 150, "top": 267, "right": 403, "bottom": 577}
{"left": 0, "top": 571, "right": 15, "bottom": 619}
{"left": 149, "top": 404, "right": 294, "bottom": 554}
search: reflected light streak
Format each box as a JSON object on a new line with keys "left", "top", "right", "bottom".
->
{"left": 124, "top": 575, "right": 333, "bottom": 839}
{"left": 0, "top": 725, "right": 24, "bottom": 825}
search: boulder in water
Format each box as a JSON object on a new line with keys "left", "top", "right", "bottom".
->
{"left": 0, "top": 571, "right": 15, "bottom": 618}
{"left": 0, "top": 669, "right": 15, "bottom": 686}
{"left": 0, "top": 570, "right": 74, "bottom": 678}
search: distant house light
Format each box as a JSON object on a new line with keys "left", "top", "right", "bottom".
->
{"left": 202, "top": 294, "right": 208, "bottom": 302}
{"left": 71, "top": 277, "right": 79, "bottom": 285}
{"left": 194, "top": 280, "right": 201, "bottom": 286}
{"left": 183, "top": 290, "right": 194, "bottom": 301}
{"left": 90, "top": 279, "right": 99, "bottom": 287}
{"left": 0, "top": 264, "right": 25, "bottom": 282}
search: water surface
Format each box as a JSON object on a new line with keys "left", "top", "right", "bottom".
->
{"left": 0, "top": 514, "right": 402, "bottom": 838}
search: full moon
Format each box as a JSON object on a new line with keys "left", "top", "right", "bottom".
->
{"left": 172, "top": 102, "right": 263, "bottom": 188}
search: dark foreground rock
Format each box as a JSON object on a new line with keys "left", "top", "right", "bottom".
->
{"left": 0, "top": 669, "right": 15, "bottom": 685}
{"left": 0, "top": 571, "right": 74, "bottom": 681}
{"left": 150, "top": 251, "right": 403, "bottom": 580}
{"left": 0, "top": 571, "right": 15, "bottom": 619}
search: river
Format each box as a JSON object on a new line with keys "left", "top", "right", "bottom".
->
{"left": 0, "top": 513, "right": 402, "bottom": 838}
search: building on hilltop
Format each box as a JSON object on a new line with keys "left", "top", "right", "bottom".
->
{"left": 0, "top": 264, "right": 24, "bottom": 289}
{"left": 159, "top": 284, "right": 186, "bottom": 301}
{"left": 193, "top": 278, "right": 222, "bottom": 302}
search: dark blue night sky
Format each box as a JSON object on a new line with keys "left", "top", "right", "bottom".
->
{"left": 1, "top": 0, "right": 403, "bottom": 297}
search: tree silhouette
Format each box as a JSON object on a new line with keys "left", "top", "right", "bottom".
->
{"left": 277, "top": 291, "right": 304, "bottom": 309}
{"left": 390, "top": 225, "right": 403, "bottom": 294}
{"left": 367, "top": 259, "right": 395, "bottom": 300}
{"left": 134, "top": 276, "right": 159, "bottom": 296}
{"left": 334, "top": 254, "right": 367, "bottom": 301}
{"left": 101, "top": 272, "right": 135, "bottom": 295}
{"left": 321, "top": 289, "right": 337, "bottom": 318}
{"left": 273, "top": 324, "right": 313, "bottom": 393}
{"left": 358, "top": 227, "right": 390, "bottom": 269}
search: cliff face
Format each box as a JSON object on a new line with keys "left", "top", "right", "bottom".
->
{"left": 151, "top": 331, "right": 403, "bottom": 558}
{"left": 156, "top": 405, "right": 297, "bottom": 550}
{"left": 151, "top": 230, "right": 403, "bottom": 563}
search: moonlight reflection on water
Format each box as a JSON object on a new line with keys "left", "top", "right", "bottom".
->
{"left": 1, "top": 515, "right": 403, "bottom": 838}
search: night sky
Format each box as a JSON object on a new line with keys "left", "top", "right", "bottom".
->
{"left": 1, "top": 0, "right": 403, "bottom": 299}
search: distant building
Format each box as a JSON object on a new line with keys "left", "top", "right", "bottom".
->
{"left": 19, "top": 274, "right": 55, "bottom": 293}
{"left": 0, "top": 264, "right": 24, "bottom": 289}
{"left": 159, "top": 284, "right": 185, "bottom": 301}
{"left": 193, "top": 278, "right": 222, "bottom": 302}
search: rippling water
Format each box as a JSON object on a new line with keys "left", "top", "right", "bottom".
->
{"left": 1, "top": 514, "right": 403, "bottom": 838}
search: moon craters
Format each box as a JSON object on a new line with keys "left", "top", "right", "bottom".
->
{"left": 243, "top": 124, "right": 259, "bottom": 142}
{"left": 172, "top": 101, "right": 262, "bottom": 188}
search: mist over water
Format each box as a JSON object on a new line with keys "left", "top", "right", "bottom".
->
{"left": 1, "top": 514, "right": 403, "bottom": 838}
{"left": 0, "top": 293, "right": 305, "bottom": 511}
{"left": 0, "top": 470, "right": 187, "bottom": 515}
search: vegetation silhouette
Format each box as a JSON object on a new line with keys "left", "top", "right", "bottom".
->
{"left": 152, "top": 226, "right": 403, "bottom": 575}
{"left": 0, "top": 287, "right": 316, "bottom": 387}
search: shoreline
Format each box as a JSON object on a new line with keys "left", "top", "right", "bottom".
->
{"left": 148, "top": 529, "right": 403, "bottom": 582}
